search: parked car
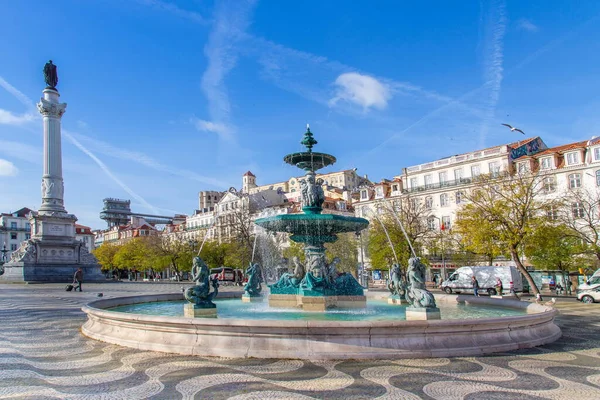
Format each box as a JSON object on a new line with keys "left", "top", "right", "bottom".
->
{"left": 210, "top": 267, "right": 244, "bottom": 286}
{"left": 441, "top": 266, "right": 523, "bottom": 295}
{"left": 577, "top": 286, "right": 600, "bottom": 304}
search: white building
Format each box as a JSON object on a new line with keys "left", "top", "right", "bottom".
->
{"left": 74, "top": 224, "right": 95, "bottom": 252}
{"left": 0, "top": 207, "right": 33, "bottom": 262}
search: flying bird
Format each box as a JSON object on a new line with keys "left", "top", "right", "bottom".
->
{"left": 502, "top": 123, "right": 525, "bottom": 134}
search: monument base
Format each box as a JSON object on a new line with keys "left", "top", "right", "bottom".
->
{"left": 0, "top": 263, "right": 105, "bottom": 283}
{"left": 405, "top": 307, "right": 441, "bottom": 321}
{"left": 268, "top": 294, "right": 300, "bottom": 308}
{"left": 241, "top": 294, "right": 263, "bottom": 303}
{"left": 183, "top": 303, "right": 217, "bottom": 318}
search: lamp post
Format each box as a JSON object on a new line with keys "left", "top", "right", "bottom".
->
{"left": 355, "top": 231, "right": 366, "bottom": 288}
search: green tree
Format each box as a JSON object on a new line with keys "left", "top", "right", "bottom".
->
{"left": 366, "top": 214, "right": 411, "bottom": 271}
{"left": 524, "top": 223, "right": 580, "bottom": 271}
{"left": 282, "top": 240, "right": 305, "bottom": 263}
{"left": 453, "top": 209, "right": 505, "bottom": 265}
{"left": 456, "top": 172, "right": 554, "bottom": 295}
{"left": 92, "top": 243, "right": 119, "bottom": 272}
{"left": 325, "top": 232, "right": 359, "bottom": 275}
{"left": 199, "top": 240, "right": 229, "bottom": 269}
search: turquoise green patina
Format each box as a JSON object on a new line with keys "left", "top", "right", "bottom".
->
{"left": 255, "top": 126, "right": 369, "bottom": 300}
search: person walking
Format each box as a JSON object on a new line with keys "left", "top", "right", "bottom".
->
{"left": 472, "top": 275, "right": 480, "bottom": 297}
{"left": 73, "top": 267, "right": 83, "bottom": 292}
{"left": 496, "top": 278, "right": 503, "bottom": 295}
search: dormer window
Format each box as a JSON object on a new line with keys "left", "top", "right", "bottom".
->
{"left": 360, "top": 190, "right": 368, "bottom": 200}
{"left": 392, "top": 184, "right": 399, "bottom": 192}
{"left": 540, "top": 157, "right": 552, "bottom": 170}
{"left": 594, "top": 147, "right": 600, "bottom": 161}
{"left": 375, "top": 186, "right": 384, "bottom": 198}
{"left": 566, "top": 152, "right": 580, "bottom": 165}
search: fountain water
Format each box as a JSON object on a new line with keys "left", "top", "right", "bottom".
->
{"left": 255, "top": 126, "right": 369, "bottom": 311}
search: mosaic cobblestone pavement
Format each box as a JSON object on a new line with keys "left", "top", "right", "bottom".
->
{"left": 1, "top": 283, "right": 600, "bottom": 399}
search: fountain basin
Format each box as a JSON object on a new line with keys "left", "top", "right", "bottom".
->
{"left": 254, "top": 214, "right": 369, "bottom": 243}
{"left": 81, "top": 293, "right": 561, "bottom": 359}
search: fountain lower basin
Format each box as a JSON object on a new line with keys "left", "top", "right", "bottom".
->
{"left": 81, "top": 293, "right": 561, "bottom": 359}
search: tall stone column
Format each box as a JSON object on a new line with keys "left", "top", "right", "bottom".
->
{"left": 37, "top": 89, "right": 67, "bottom": 215}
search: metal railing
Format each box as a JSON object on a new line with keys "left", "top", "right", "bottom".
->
{"left": 403, "top": 178, "right": 473, "bottom": 193}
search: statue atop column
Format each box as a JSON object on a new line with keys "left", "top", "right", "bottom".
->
{"left": 43, "top": 60, "right": 58, "bottom": 89}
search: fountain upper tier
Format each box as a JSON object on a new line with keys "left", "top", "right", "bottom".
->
{"left": 283, "top": 126, "right": 336, "bottom": 172}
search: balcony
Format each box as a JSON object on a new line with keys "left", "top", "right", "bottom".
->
{"left": 403, "top": 178, "right": 473, "bottom": 194}
{"left": 0, "top": 226, "right": 30, "bottom": 232}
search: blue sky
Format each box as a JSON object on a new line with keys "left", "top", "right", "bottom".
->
{"left": 1, "top": 0, "right": 600, "bottom": 229}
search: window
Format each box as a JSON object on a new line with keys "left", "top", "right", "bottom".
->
{"left": 517, "top": 162, "right": 529, "bottom": 173}
{"left": 543, "top": 176, "right": 556, "bottom": 193}
{"left": 456, "top": 191, "right": 463, "bottom": 204}
{"left": 568, "top": 173, "right": 581, "bottom": 189}
{"left": 439, "top": 171, "right": 448, "bottom": 185}
{"left": 427, "top": 216, "right": 436, "bottom": 230}
{"left": 424, "top": 175, "right": 433, "bottom": 188}
{"left": 425, "top": 196, "right": 433, "bottom": 209}
{"left": 442, "top": 216, "right": 451, "bottom": 230}
{"left": 596, "top": 170, "right": 600, "bottom": 186}
{"left": 540, "top": 157, "right": 552, "bottom": 170}
{"left": 410, "top": 177, "right": 418, "bottom": 188}
{"left": 572, "top": 202, "right": 585, "bottom": 218}
{"left": 594, "top": 147, "right": 600, "bottom": 161}
{"left": 546, "top": 206, "right": 558, "bottom": 220}
{"left": 488, "top": 162, "right": 500, "bottom": 177}
{"left": 375, "top": 186, "right": 384, "bottom": 198}
{"left": 10, "top": 222, "right": 17, "bottom": 229}
{"left": 566, "top": 152, "right": 580, "bottom": 165}
{"left": 440, "top": 193, "right": 448, "bottom": 207}
{"left": 11, "top": 244, "right": 17, "bottom": 251}
{"left": 471, "top": 165, "right": 481, "bottom": 178}
{"left": 392, "top": 184, "right": 399, "bottom": 192}
{"left": 25, "top": 233, "right": 31, "bottom": 240}
{"left": 10, "top": 233, "right": 17, "bottom": 240}
{"left": 454, "top": 169, "right": 463, "bottom": 182}
{"left": 361, "top": 190, "right": 368, "bottom": 200}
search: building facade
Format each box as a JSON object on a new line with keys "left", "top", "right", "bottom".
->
{"left": 0, "top": 208, "right": 33, "bottom": 262}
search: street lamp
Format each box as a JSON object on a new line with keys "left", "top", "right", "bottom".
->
{"left": 355, "top": 231, "right": 366, "bottom": 288}
{"left": 431, "top": 216, "right": 447, "bottom": 281}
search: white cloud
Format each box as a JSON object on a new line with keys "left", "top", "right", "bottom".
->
{"left": 517, "top": 18, "right": 539, "bottom": 32}
{"left": 0, "top": 109, "right": 36, "bottom": 125}
{"left": 329, "top": 72, "right": 391, "bottom": 111}
{"left": 0, "top": 159, "right": 18, "bottom": 176}
{"left": 191, "top": 118, "right": 234, "bottom": 141}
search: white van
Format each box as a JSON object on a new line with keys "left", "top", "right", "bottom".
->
{"left": 579, "top": 268, "right": 600, "bottom": 291}
{"left": 441, "top": 266, "right": 523, "bottom": 296}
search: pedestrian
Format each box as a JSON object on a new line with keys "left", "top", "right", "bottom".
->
{"left": 496, "top": 278, "right": 503, "bottom": 295}
{"left": 566, "top": 279, "right": 572, "bottom": 296}
{"left": 433, "top": 274, "right": 438, "bottom": 288}
{"left": 472, "top": 275, "right": 480, "bottom": 297}
{"left": 73, "top": 267, "right": 83, "bottom": 292}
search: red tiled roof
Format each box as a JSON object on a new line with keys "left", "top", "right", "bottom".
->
{"left": 531, "top": 140, "right": 588, "bottom": 157}
{"left": 243, "top": 171, "right": 255, "bottom": 177}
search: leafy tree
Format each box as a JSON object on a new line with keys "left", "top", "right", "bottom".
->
{"left": 523, "top": 223, "right": 580, "bottom": 271}
{"left": 92, "top": 243, "right": 119, "bottom": 272}
{"left": 325, "top": 232, "right": 359, "bottom": 275}
{"left": 456, "top": 172, "right": 554, "bottom": 295}
{"left": 366, "top": 214, "right": 411, "bottom": 271}
{"left": 113, "top": 239, "right": 143, "bottom": 272}
{"left": 199, "top": 240, "right": 229, "bottom": 269}
{"left": 453, "top": 208, "right": 505, "bottom": 265}
{"left": 282, "top": 240, "right": 305, "bottom": 263}
{"left": 559, "top": 188, "right": 600, "bottom": 262}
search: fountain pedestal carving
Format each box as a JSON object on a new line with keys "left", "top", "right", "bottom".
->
{"left": 184, "top": 257, "right": 218, "bottom": 318}
{"left": 404, "top": 257, "right": 441, "bottom": 320}
{"left": 255, "top": 126, "right": 369, "bottom": 311}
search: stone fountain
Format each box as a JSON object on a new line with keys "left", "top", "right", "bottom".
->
{"left": 254, "top": 126, "right": 369, "bottom": 311}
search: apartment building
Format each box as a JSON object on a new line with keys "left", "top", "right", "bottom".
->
{"left": 0, "top": 207, "right": 33, "bottom": 261}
